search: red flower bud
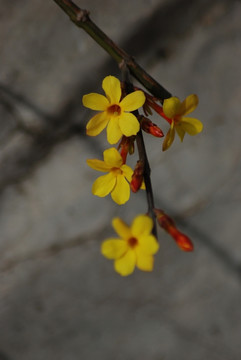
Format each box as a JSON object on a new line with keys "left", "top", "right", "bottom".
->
{"left": 154, "top": 209, "right": 194, "bottom": 252}
{"left": 141, "top": 117, "right": 164, "bottom": 137}
{"left": 118, "top": 136, "right": 135, "bottom": 163}
{"left": 168, "top": 227, "right": 194, "bottom": 251}
{"left": 131, "top": 160, "right": 144, "bottom": 193}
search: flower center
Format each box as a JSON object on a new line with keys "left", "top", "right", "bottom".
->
{"left": 111, "top": 167, "right": 123, "bottom": 175}
{"left": 173, "top": 115, "right": 181, "bottom": 124}
{"left": 107, "top": 104, "right": 121, "bottom": 116}
{"left": 128, "top": 237, "right": 138, "bottom": 248}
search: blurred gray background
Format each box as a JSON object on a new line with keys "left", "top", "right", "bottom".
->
{"left": 0, "top": 0, "right": 241, "bottom": 359}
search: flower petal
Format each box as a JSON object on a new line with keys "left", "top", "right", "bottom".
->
{"left": 163, "top": 97, "right": 181, "bottom": 119}
{"left": 87, "top": 159, "right": 111, "bottom": 172}
{"left": 103, "top": 147, "right": 123, "bottom": 167}
{"left": 162, "top": 121, "right": 175, "bottom": 151}
{"left": 111, "top": 174, "right": 130, "bottom": 205}
{"left": 175, "top": 124, "right": 186, "bottom": 142}
{"left": 107, "top": 118, "right": 123, "bottom": 144}
{"left": 121, "top": 164, "right": 133, "bottom": 182}
{"left": 102, "top": 76, "right": 121, "bottom": 104}
{"left": 181, "top": 117, "right": 203, "bottom": 135}
{"left": 82, "top": 93, "right": 109, "bottom": 110}
{"left": 112, "top": 217, "right": 132, "bottom": 240}
{"left": 114, "top": 249, "right": 136, "bottom": 276}
{"left": 120, "top": 90, "right": 145, "bottom": 111}
{"left": 179, "top": 94, "right": 198, "bottom": 116}
{"left": 101, "top": 239, "right": 128, "bottom": 259}
{"left": 138, "top": 235, "right": 160, "bottom": 255}
{"left": 86, "top": 112, "right": 109, "bottom": 136}
{"left": 92, "top": 172, "right": 116, "bottom": 197}
{"left": 136, "top": 248, "right": 154, "bottom": 272}
{"left": 131, "top": 215, "right": 153, "bottom": 237}
{"left": 140, "top": 180, "right": 146, "bottom": 190}
{"left": 119, "top": 112, "right": 140, "bottom": 137}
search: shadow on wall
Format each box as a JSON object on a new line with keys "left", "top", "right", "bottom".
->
{"left": 0, "top": 351, "right": 12, "bottom": 360}
{"left": 123, "top": 0, "right": 234, "bottom": 60}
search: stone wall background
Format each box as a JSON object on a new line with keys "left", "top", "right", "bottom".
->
{"left": 0, "top": 0, "right": 241, "bottom": 359}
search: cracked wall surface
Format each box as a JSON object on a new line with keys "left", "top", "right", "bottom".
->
{"left": 0, "top": 0, "right": 241, "bottom": 359}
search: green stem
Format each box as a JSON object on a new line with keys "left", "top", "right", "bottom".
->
{"left": 52, "top": 0, "right": 172, "bottom": 102}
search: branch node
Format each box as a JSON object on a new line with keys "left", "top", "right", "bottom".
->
{"left": 118, "top": 59, "right": 126, "bottom": 71}
{"left": 76, "top": 9, "right": 89, "bottom": 22}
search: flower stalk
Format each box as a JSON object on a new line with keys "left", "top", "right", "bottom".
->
{"left": 120, "top": 64, "right": 157, "bottom": 238}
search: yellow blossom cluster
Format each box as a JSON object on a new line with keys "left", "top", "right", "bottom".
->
{"left": 82, "top": 75, "right": 202, "bottom": 276}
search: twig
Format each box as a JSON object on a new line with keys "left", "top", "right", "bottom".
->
{"left": 120, "top": 62, "right": 157, "bottom": 237}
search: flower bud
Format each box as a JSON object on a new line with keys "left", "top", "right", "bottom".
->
{"left": 131, "top": 160, "right": 144, "bottom": 193}
{"left": 168, "top": 227, "right": 194, "bottom": 251}
{"left": 141, "top": 117, "right": 164, "bottom": 137}
{"left": 128, "top": 136, "right": 136, "bottom": 155}
{"left": 154, "top": 209, "right": 194, "bottom": 251}
{"left": 118, "top": 136, "right": 135, "bottom": 163}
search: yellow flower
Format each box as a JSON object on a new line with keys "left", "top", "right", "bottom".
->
{"left": 102, "top": 215, "right": 159, "bottom": 276}
{"left": 87, "top": 147, "right": 133, "bottom": 205}
{"left": 162, "top": 94, "right": 203, "bottom": 151}
{"left": 82, "top": 76, "right": 145, "bottom": 144}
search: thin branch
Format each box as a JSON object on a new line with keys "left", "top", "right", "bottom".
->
{"left": 52, "top": 0, "right": 172, "bottom": 102}
{"left": 135, "top": 131, "right": 157, "bottom": 238}
{"left": 120, "top": 63, "right": 157, "bottom": 237}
